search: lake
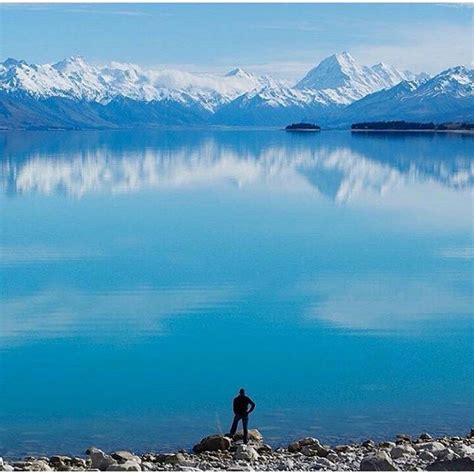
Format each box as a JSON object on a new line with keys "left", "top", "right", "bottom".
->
{"left": 0, "top": 129, "right": 473, "bottom": 457}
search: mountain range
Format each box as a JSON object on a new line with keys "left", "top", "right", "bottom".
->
{"left": 0, "top": 52, "right": 472, "bottom": 129}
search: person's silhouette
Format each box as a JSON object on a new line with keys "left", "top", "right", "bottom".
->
{"left": 228, "top": 388, "right": 256, "bottom": 444}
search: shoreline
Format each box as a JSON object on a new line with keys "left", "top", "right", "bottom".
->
{"left": 2, "top": 430, "right": 473, "bottom": 471}
{"left": 351, "top": 129, "right": 474, "bottom": 135}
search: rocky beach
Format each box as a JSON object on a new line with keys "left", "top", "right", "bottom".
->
{"left": 2, "top": 430, "right": 474, "bottom": 472}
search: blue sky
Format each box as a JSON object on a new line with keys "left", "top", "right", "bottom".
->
{"left": 1, "top": 3, "right": 472, "bottom": 79}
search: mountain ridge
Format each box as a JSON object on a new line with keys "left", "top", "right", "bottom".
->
{"left": 0, "top": 53, "right": 472, "bottom": 129}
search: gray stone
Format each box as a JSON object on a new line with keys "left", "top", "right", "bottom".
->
{"left": 299, "top": 437, "right": 321, "bottom": 447}
{"left": 419, "top": 433, "right": 433, "bottom": 441}
{"left": 312, "top": 457, "right": 336, "bottom": 469}
{"left": 437, "top": 448, "right": 459, "bottom": 461}
{"left": 155, "top": 453, "right": 186, "bottom": 465}
{"left": 360, "top": 451, "right": 398, "bottom": 471}
{"left": 106, "top": 461, "right": 141, "bottom": 471}
{"left": 420, "top": 451, "right": 437, "bottom": 462}
{"left": 26, "top": 460, "right": 51, "bottom": 471}
{"left": 111, "top": 452, "right": 141, "bottom": 464}
{"left": 277, "top": 459, "right": 294, "bottom": 470}
{"left": 452, "top": 443, "right": 474, "bottom": 457}
{"left": 379, "top": 442, "right": 396, "bottom": 449}
{"left": 415, "top": 442, "right": 446, "bottom": 455}
{"left": 193, "top": 435, "right": 232, "bottom": 453}
{"left": 301, "top": 445, "right": 319, "bottom": 457}
{"left": 139, "top": 462, "right": 155, "bottom": 471}
{"left": 426, "top": 457, "right": 474, "bottom": 471}
{"left": 256, "top": 444, "right": 272, "bottom": 454}
{"left": 362, "top": 440, "right": 376, "bottom": 449}
{"left": 288, "top": 441, "right": 301, "bottom": 453}
{"left": 390, "top": 445, "right": 416, "bottom": 459}
{"left": 86, "top": 448, "right": 116, "bottom": 471}
{"left": 234, "top": 445, "right": 259, "bottom": 462}
{"left": 396, "top": 434, "right": 411, "bottom": 442}
{"left": 327, "top": 452, "right": 340, "bottom": 463}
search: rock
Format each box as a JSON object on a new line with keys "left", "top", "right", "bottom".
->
{"left": 111, "top": 452, "right": 141, "bottom": 464}
{"left": 426, "top": 457, "right": 474, "bottom": 471}
{"left": 419, "top": 433, "right": 433, "bottom": 441}
{"left": 0, "top": 464, "right": 14, "bottom": 472}
{"left": 327, "top": 452, "right": 340, "bottom": 463}
{"left": 301, "top": 445, "right": 319, "bottom": 457}
{"left": 299, "top": 437, "right": 321, "bottom": 447}
{"left": 437, "top": 448, "right": 459, "bottom": 461}
{"left": 234, "top": 445, "right": 259, "bottom": 462}
{"left": 470, "top": 429, "right": 474, "bottom": 438}
{"left": 334, "top": 445, "right": 350, "bottom": 453}
{"left": 288, "top": 441, "right": 301, "bottom": 453}
{"left": 360, "top": 451, "right": 398, "bottom": 471}
{"left": 232, "top": 429, "right": 263, "bottom": 444}
{"left": 379, "top": 442, "right": 396, "bottom": 449}
{"left": 396, "top": 434, "right": 411, "bottom": 442}
{"left": 140, "top": 462, "right": 155, "bottom": 471}
{"left": 277, "top": 458, "right": 294, "bottom": 470}
{"left": 26, "top": 460, "right": 51, "bottom": 471}
{"left": 86, "top": 448, "right": 116, "bottom": 471}
{"left": 193, "top": 435, "right": 232, "bottom": 453}
{"left": 390, "top": 445, "right": 416, "bottom": 459}
{"left": 106, "top": 461, "right": 141, "bottom": 471}
{"left": 362, "top": 440, "right": 376, "bottom": 449}
{"left": 415, "top": 441, "right": 446, "bottom": 455}
{"left": 420, "top": 451, "right": 436, "bottom": 462}
{"left": 50, "top": 455, "right": 75, "bottom": 470}
{"left": 452, "top": 443, "right": 474, "bottom": 457}
{"left": 155, "top": 453, "right": 186, "bottom": 465}
{"left": 312, "top": 457, "right": 336, "bottom": 470}
{"left": 256, "top": 444, "right": 272, "bottom": 454}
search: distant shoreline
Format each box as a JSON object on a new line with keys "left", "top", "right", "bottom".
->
{"left": 351, "top": 129, "right": 474, "bottom": 135}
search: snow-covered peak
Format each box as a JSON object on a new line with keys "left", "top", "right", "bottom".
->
{"left": 295, "top": 52, "right": 420, "bottom": 104}
{"left": 414, "top": 66, "right": 474, "bottom": 99}
{"left": 296, "top": 51, "right": 362, "bottom": 90}
{"left": 370, "top": 62, "right": 408, "bottom": 84}
{"left": 225, "top": 67, "right": 254, "bottom": 79}
{"left": 0, "top": 56, "right": 278, "bottom": 108}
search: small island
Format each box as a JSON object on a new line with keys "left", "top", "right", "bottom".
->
{"left": 351, "top": 121, "right": 474, "bottom": 133}
{"left": 285, "top": 122, "right": 321, "bottom": 132}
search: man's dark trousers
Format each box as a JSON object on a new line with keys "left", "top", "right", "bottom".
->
{"left": 229, "top": 414, "right": 249, "bottom": 443}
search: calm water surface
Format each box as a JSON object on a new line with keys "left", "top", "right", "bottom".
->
{"left": 0, "top": 130, "right": 473, "bottom": 456}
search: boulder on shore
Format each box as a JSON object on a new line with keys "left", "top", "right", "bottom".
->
{"left": 360, "top": 451, "right": 398, "bottom": 471}
{"left": 193, "top": 435, "right": 232, "bottom": 454}
{"left": 426, "top": 457, "right": 474, "bottom": 471}
{"left": 86, "top": 448, "right": 116, "bottom": 471}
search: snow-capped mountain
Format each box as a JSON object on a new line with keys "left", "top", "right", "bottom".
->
{"left": 0, "top": 56, "right": 277, "bottom": 110}
{"left": 295, "top": 52, "right": 421, "bottom": 104}
{"left": 333, "top": 66, "right": 474, "bottom": 126}
{"left": 0, "top": 52, "right": 471, "bottom": 129}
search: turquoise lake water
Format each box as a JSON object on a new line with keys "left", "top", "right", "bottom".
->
{"left": 0, "top": 129, "right": 473, "bottom": 457}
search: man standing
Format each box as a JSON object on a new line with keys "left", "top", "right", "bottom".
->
{"left": 229, "top": 388, "right": 256, "bottom": 444}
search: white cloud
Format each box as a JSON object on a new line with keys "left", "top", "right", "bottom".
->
{"left": 0, "top": 285, "right": 238, "bottom": 347}
{"left": 303, "top": 275, "right": 473, "bottom": 333}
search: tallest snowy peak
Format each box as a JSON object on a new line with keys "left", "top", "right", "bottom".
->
{"left": 330, "top": 51, "right": 356, "bottom": 65}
